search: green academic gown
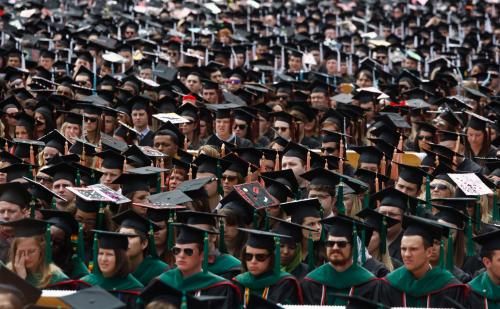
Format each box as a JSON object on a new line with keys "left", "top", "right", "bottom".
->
{"left": 377, "top": 266, "right": 468, "bottom": 307}
{"left": 132, "top": 256, "right": 169, "bottom": 286}
{"left": 467, "top": 272, "right": 500, "bottom": 309}
{"left": 208, "top": 254, "right": 241, "bottom": 280}
{"left": 302, "top": 263, "right": 378, "bottom": 305}
{"left": 26, "top": 267, "right": 69, "bottom": 289}
{"left": 80, "top": 273, "right": 144, "bottom": 308}
{"left": 158, "top": 268, "right": 241, "bottom": 309}
{"left": 233, "top": 271, "right": 303, "bottom": 305}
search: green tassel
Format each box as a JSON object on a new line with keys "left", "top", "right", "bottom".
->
{"left": 181, "top": 292, "right": 187, "bottom": 309}
{"left": 203, "top": 232, "right": 209, "bottom": 273}
{"left": 361, "top": 229, "right": 366, "bottom": 264}
{"left": 274, "top": 236, "right": 280, "bottom": 274}
{"left": 352, "top": 224, "right": 359, "bottom": 265}
{"left": 51, "top": 197, "right": 57, "bottom": 209}
{"left": 218, "top": 218, "right": 227, "bottom": 253}
{"left": 91, "top": 170, "right": 96, "bottom": 185}
{"left": 77, "top": 224, "right": 85, "bottom": 259}
{"left": 167, "top": 213, "right": 174, "bottom": 250}
{"left": 30, "top": 198, "right": 36, "bottom": 218}
{"left": 92, "top": 233, "right": 100, "bottom": 274}
{"left": 336, "top": 182, "right": 345, "bottom": 215}
{"left": 28, "top": 165, "right": 33, "bottom": 180}
{"left": 45, "top": 226, "right": 52, "bottom": 265}
{"left": 156, "top": 174, "right": 161, "bottom": 193}
{"left": 264, "top": 211, "right": 269, "bottom": 231}
{"left": 216, "top": 161, "right": 224, "bottom": 196}
{"left": 380, "top": 217, "right": 387, "bottom": 255}
{"left": 363, "top": 192, "right": 369, "bottom": 209}
{"left": 149, "top": 223, "right": 158, "bottom": 258}
{"left": 439, "top": 238, "right": 445, "bottom": 268}
{"left": 475, "top": 198, "right": 481, "bottom": 231}
{"left": 425, "top": 175, "right": 431, "bottom": 211}
{"left": 416, "top": 202, "right": 425, "bottom": 217}
{"left": 446, "top": 230, "right": 454, "bottom": 271}
{"left": 252, "top": 209, "right": 259, "bottom": 229}
{"left": 493, "top": 191, "right": 499, "bottom": 221}
{"left": 466, "top": 216, "right": 474, "bottom": 257}
{"left": 76, "top": 169, "right": 81, "bottom": 187}
{"left": 307, "top": 231, "right": 314, "bottom": 271}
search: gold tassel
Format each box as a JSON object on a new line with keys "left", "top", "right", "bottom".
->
{"left": 221, "top": 143, "right": 226, "bottom": 157}
{"left": 64, "top": 141, "right": 69, "bottom": 155}
{"left": 188, "top": 164, "right": 193, "bottom": 180}
{"left": 306, "top": 151, "right": 311, "bottom": 171}
{"left": 453, "top": 134, "right": 460, "bottom": 166}
{"left": 246, "top": 163, "right": 252, "bottom": 183}
{"left": 339, "top": 156, "right": 344, "bottom": 174}
{"left": 260, "top": 154, "right": 266, "bottom": 173}
{"left": 29, "top": 144, "right": 35, "bottom": 165}
{"left": 274, "top": 151, "right": 280, "bottom": 171}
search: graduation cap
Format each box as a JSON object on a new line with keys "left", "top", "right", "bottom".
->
{"left": 38, "top": 130, "right": 72, "bottom": 154}
{"left": 350, "top": 145, "right": 384, "bottom": 165}
{"left": 402, "top": 215, "right": 444, "bottom": 244}
{"left": 473, "top": 229, "right": 500, "bottom": 252}
{"left": 465, "top": 111, "right": 495, "bottom": 131}
{"left": 61, "top": 111, "right": 84, "bottom": 125}
{"left": 433, "top": 204, "right": 469, "bottom": 230}
{"left": 219, "top": 190, "right": 258, "bottom": 225}
{"left": 271, "top": 216, "right": 315, "bottom": 245}
{"left": 282, "top": 142, "right": 321, "bottom": 167}
{"left": 40, "top": 209, "right": 78, "bottom": 236}
{"left": 354, "top": 168, "right": 390, "bottom": 193}
{"left": 430, "top": 197, "right": 477, "bottom": 213}
{"left": 148, "top": 190, "right": 192, "bottom": 206}
{"left": 122, "top": 145, "right": 153, "bottom": 167}
{"left": 246, "top": 292, "right": 284, "bottom": 309}
{"left": 112, "top": 209, "right": 159, "bottom": 235}
{"left": 175, "top": 223, "right": 216, "bottom": 245}
{"left": 176, "top": 177, "right": 214, "bottom": 199}
{"left": 0, "top": 150, "right": 23, "bottom": 165}
{"left": 0, "top": 163, "right": 32, "bottom": 182}
{"left": 177, "top": 210, "right": 224, "bottom": 230}
{"left": 93, "top": 230, "right": 134, "bottom": 251}
{"left": 69, "top": 138, "right": 97, "bottom": 156}
{"left": 321, "top": 214, "right": 371, "bottom": 247}
{"left": 0, "top": 265, "right": 41, "bottom": 306}
{"left": 372, "top": 187, "right": 421, "bottom": 213}
{"left": 357, "top": 208, "right": 399, "bottom": 256}
{"left": 154, "top": 121, "right": 185, "bottom": 147}
{"left": 0, "top": 182, "right": 31, "bottom": 208}
{"left": 280, "top": 198, "right": 322, "bottom": 224}
{"left": 14, "top": 112, "right": 35, "bottom": 131}
{"left": 43, "top": 162, "right": 79, "bottom": 184}
{"left": 193, "top": 154, "right": 230, "bottom": 176}
{"left": 112, "top": 173, "right": 152, "bottom": 195}
{"left": 0, "top": 218, "right": 51, "bottom": 238}
{"left": 95, "top": 150, "right": 125, "bottom": 170}
{"left": 61, "top": 286, "right": 125, "bottom": 309}
{"left": 24, "top": 177, "right": 66, "bottom": 204}
{"left": 222, "top": 153, "right": 257, "bottom": 177}
{"left": 12, "top": 139, "right": 44, "bottom": 160}
{"left": 395, "top": 162, "right": 429, "bottom": 186}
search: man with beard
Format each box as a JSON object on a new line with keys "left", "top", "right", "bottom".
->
{"left": 301, "top": 215, "right": 379, "bottom": 305}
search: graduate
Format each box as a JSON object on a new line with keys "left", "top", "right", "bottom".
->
{"left": 232, "top": 228, "right": 303, "bottom": 306}
{"left": 157, "top": 224, "right": 241, "bottom": 309}
{"left": 80, "top": 230, "right": 144, "bottom": 306}
{"left": 377, "top": 215, "right": 468, "bottom": 307}
{"left": 467, "top": 229, "right": 500, "bottom": 309}
{"left": 3, "top": 218, "right": 69, "bottom": 289}
{"left": 113, "top": 210, "right": 169, "bottom": 286}
{"left": 301, "top": 215, "right": 379, "bottom": 305}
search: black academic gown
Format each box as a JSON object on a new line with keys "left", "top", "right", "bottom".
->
{"left": 452, "top": 266, "right": 472, "bottom": 283}
{"left": 377, "top": 267, "right": 468, "bottom": 308}
{"left": 363, "top": 258, "right": 390, "bottom": 278}
{"left": 290, "top": 262, "right": 309, "bottom": 281}
{"left": 457, "top": 158, "right": 485, "bottom": 173}
{"left": 138, "top": 131, "right": 154, "bottom": 147}
{"left": 388, "top": 232, "right": 403, "bottom": 264}
{"left": 466, "top": 272, "right": 500, "bottom": 309}
{"left": 462, "top": 254, "right": 485, "bottom": 277}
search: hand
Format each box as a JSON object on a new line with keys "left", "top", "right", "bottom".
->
{"left": 14, "top": 251, "right": 27, "bottom": 279}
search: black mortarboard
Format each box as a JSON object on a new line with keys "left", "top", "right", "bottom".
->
{"left": 122, "top": 145, "right": 153, "bottom": 167}
{"left": 271, "top": 216, "right": 314, "bottom": 245}
{"left": 372, "top": 187, "right": 421, "bottom": 212}
{"left": 350, "top": 146, "right": 384, "bottom": 165}
{"left": 61, "top": 111, "right": 84, "bottom": 125}
{"left": 260, "top": 176, "right": 293, "bottom": 203}
{"left": 14, "top": 112, "right": 35, "bottom": 131}
{"left": 177, "top": 210, "right": 224, "bottom": 229}
{"left": 473, "top": 229, "right": 500, "bottom": 252}
{"left": 61, "top": 286, "right": 125, "bottom": 309}
{"left": 94, "top": 230, "right": 131, "bottom": 250}
{"left": 12, "top": 139, "right": 44, "bottom": 159}
{"left": 176, "top": 177, "right": 214, "bottom": 199}
{"left": 220, "top": 190, "right": 256, "bottom": 225}
{"left": 1, "top": 218, "right": 49, "bottom": 237}
{"left": 193, "top": 154, "right": 230, "bottom": 176}
{"left": 148, "top": 190, "right": 192, "bottom": 206}
{"left": 354, "top": 168, "right": 390, "bottom": 193}
{"left": 0, "top": 265, "right": 41, "bottom": 306}
{"left": 75, "top": 197, "right": 100, "bottom": 213}
{"left": 239, "top": 228, "right": 289, "bottom": 251}
{"left": 222, "top": 153, "right": 257, "bottom": 177}
{"left": 356, "top": 208, "right": 400, "bottom": 232}
{"left": 466, "top": 111, "right": 494, "bottom": 131}
{"left": 0, "top": 182, "right": 31, "bottom": 208}
{"left": 437, "top": 130, "right": 465, "bottom": 143}
{"left": 321, "top": 214, "right": 370, "bottom": 246}
{"left": 69, "top": 138, "right": 97, "bottom": 156}
{"left": 430, "top": 197, "right": 477, "bottom": 213}
{"left": 112, "top": 173, "right": 151, "bottom": 195}
{"left": 300, "top": 167, "right": 343, "bottom": 188}
{"left": 403, "top": 215, "right": 443, "bottom": 244}
{"left": 113, "top": 210, "right": 159, "bottom": 235}
{"left": 0, "top": 150, "right": 22, "bottom": 165}
{"left": 433, "top": 204, "right": 469, "bottom": 229}
{"left": 282, "top": 141, "right": 320, "bottom": 163}
{"left": 395, "top": 162, "right": 429, "bottom": 186}
{"left": 270, "top": 111, "right": 297, "bottom": 126}
{"left": 43, "top": 162, "right": 77, "bottom": 183}
{"left": 40, "top": 209, "right": 78, "bottom": 236}
{"left": 175, "top": 224, "right": 215, "bottom": 245}
{"left": 0, "top": 164, "right": 32, "bottom": 182}
{"left": 427, "top": 143, "right": 463, "bottom": 161}
{"left": 281, "top": 198, "right": 321, "bottom": 224}
{"left": 95, "top": 150, "right": 125, "bottom": 170}
{"left": 155, "top": 121, "right": 185, "bottom": 146}
{"left": 261, "top": 169, "right": 299, "bottom": 195}
{"left": 24, "top": 177, "right": 66, "bottom": 204}
{"left": 246, "top": 292, "right": 283, "bottom": 309}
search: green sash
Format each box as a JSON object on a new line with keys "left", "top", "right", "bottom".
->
{"left": 26, "top": 268, "right": 69, "bottom": 288}
{"left": 133, "top": 256, "right": 168, "bottom": 286}
{"left": 81, "top": 273, "right": 144, "bottom": 291}
{"left": 234, "top": 271, "right": 291, "bottom": 291}
{"left": 386, "top": 266, "right": 456, "bottom": 297}
{"left": 70, "top": 256, "right": 90, "bottom": 279}
{"left": 469, "top": 271, "right": 500, "bottom": 302}
{"left": 158, "top": 268, "right": 228, "bottom": 292}
{"left": 208, "top": 254, "right": 241, "bottom": 276}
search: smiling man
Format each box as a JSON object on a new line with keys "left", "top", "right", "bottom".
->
{"left": 377, "top": 215, "right": 468, "bottom": 307}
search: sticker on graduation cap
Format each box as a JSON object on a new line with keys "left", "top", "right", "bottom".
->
{"left": 67, "top": 187, "right": 112, "bottom": 202}
{"left": 153, "top": 113, "right": 190, "bottom": 124}
{"left": 88, "top": 184, "right": 130, "bottom": 204}
{"left": 448, "top": 173, "right": 493, "bottom": 196}
{"left": 102, "top": 52, "right": 127, "bottom": 63}
{"left": 234, "top": 182, "right": 279, "bottom": 208}
{"left": 139, "top": 146, "right": 167, "bottom": 157}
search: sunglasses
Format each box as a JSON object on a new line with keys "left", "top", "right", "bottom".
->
{"left": 233, "top": 124, "right": 247, "bottom": 130}
{"left": 244, "top": 253, "right": 270, "bottom": 262}
{"left": 172, "top": 247, "right": 195, "bottom": 256}
{"left": 321, "top": 147, "right": 337, "bottom": 154}
{"left": 274, "top": 127, "right": 289, "bottom": 132}
{"left": 221, "top": 175, "right": 238, "bottom": 182}
{"left": 430, "top": 183, "right": 448, "bottom": 190}
{"left": 85, "top": 117, "right": 98, "bottom": 123}
{"left": 417, "top": 135, "right": 432, "bottom": 140}
{"left": 325, "top": 240, "right": 350, "bottom": 248}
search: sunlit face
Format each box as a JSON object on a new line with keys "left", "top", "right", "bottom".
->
{"left": 302, "top": 216, "right": 322, "bottom": 241}
{"left": 326, "top": 235, "right": 352, "bottom": 266}
{"left": 274, "top": 120, "right": 291, "bottom": 139}
{"left": 401, "top": 235, "right": 432, "bottom": 272}
{"left": 245, "top": 246, "right": 271, "bottom": 276}
{"left": 100, "top": 168, "right": 121, "bottom": 190}
{"left": 356, "top": 73, "right": 372, "bottom": 88}
{"left": 233, "top": 119, "right": 248, "bottom": 138}
{"left": 215, "top": 118, "right": 231, "bottom": 138}
{"left": 395, "top": 178, "right": 419, "bottom": 197}
{"left": 378, "top": 206, "right": 403, "bottom": 236}
{"left": 52, "top": 179, "right": 75, "bottom": 206}
{"left": 430, "top": 180, "right": 452, "bottom": 199}
{"left": 174, "top": 243, "right": 202, "bottom": 273}
{"left": 185, "top": 74, "right": 202, "bottom": 93}
{"left": 483, "top": 250, "right": 500, "bottom": 284}
{"left": 288, "top": 56, "right": 302, "bottom": 72}
{"left": 119, "top": 227, "right": 145, "bottom": 259}
{"left": 132, "top": 109, "right": 148, "bottom": 130}
{"left": 63, "top": 123, "right": 81, "bottom": 141}
{"left": 281, "top": 157, "right": 305, "bottom": 183}
{"left": 196, "top": 172, "right": 218, "bottom": 197}
{"left": 98, "top": 248, "right": 117, "bottom": 276}
{"left": 169, "top": 170, "right": 186, "bottom": 191}
{"left": 308, "top": 189, "right": 335, "bottom": 216}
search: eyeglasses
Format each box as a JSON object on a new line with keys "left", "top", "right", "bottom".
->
{"left": 276, "top": 95, "right": 288, "bottom": 100}
{"left": 221, "top": 175, "right": 238, "bottom": 182}
{"left": 321, "top": 147, "right": 337, "bottom": 154}
{"left": 430, "top": 183, "right": 448, "bottom": 190}
{"left": 227, "top": 79, "right": 241, "bottom": 85}
{"left": 233, "top": 124, "right": 247, "bottom": 130}
{"left": 417, "top": 135, "right": 432, "bottom": 141}
{"left": 85, "top": 117, "right": 98, "bottom": 123}
{"left": 274, "top": 127, "right": 289, "bottom": 132}
{"left": 244, "top": 253, "right": 270, "bottom": 262}
{"left": 325, "top": 240, "right": 350, "bottom": 248}
{"left": 172, "top": 247, "right": 195, "bottom": 256}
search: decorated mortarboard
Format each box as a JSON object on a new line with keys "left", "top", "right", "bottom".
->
{"left": 371, "top": 187, "right": 422, "bottom": 212}
{"left": 447, "top": 173, "right": 493, "bottom": 196}
{"left": 0, "top": 265, "right": 42, "bottom": 306}
{"left": 148, "top": 190, "right": 192, "bottom": 206}
{"left": 0, "top": 182, "right": 31, "bottom": 208}
{"left": 1, "top": 218, "right": 50, "bottom": 237}
{"left": 280, "top": 198, "right": 322, "bottom": 224}
{"left": 61, "top": 286, "right": 125, "bottom": 309}
{"left": 220, "top": 190, "right": 259, "bottom": 225}
{"left": 93, "top": 230, "right": 132, "bottom": 250}
{"left": 112, "top": 209, "right": 159, "bottom": 235}
{"left": 402, "top": 215, "right": 444, "bottom": 244}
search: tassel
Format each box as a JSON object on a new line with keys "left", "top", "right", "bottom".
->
{"left": 51, "top": 197, "right": 56, "bottom": 209}
{"left": 203, "top": 232, "right": 209, "bottom": 273}
{"left": 76, "top": 169, "right": 81, "bottom": 187}
{"left": 324, "top": 158, "right": 329, "bottom": 170}
{"left": 274, "top": 151, "right": 280, "bottom": 171}
{"left": 380, "top": 217, "right": 387, "bottom": 255}
{"left": 149, "top": 223, "right": 158, "bottom": 258}
{"left": 188, "top": 164, "right": 193, "bottom": 180}
{"left": 167, "top": 213, "right": 174, "bottom": 250}
{"left": 380, "top": 154, "right": 386, "bottom": 176}
{"left": 493, "top": 190, "right": 499, "bottom": 221}
{"left": 338, "top": 156, "right": 344, "bottom": 174}
{"left": 30, "top": 144, "right": 35, "bottom": 165}
{"left": 475, "top": 197, "right": 481, "bottom": 231}
{"left": 218, "top": 218, "right": 227, "bottom": 253}
{"left": 352, "top": 224, "right": 359, "bottom": 265}
{"left": 64, "top": 141, "right": 69, "bottom": 155}
{"left": 260, "top": 154, "right": 266, "bottom": 173}
{"left": 389, "top": 159, "right": 399, "bottom": 181}
{"left": 181, "top": 292, "right": 187, "bottom": 309}
{"left": 246, "top": 163, "right": 252, "bottom": 183}
{"left": 123, "top": 158, "right": 127, "bottom": 173}
{"left": 45, "top": 226, "right": 52, "bottom": 265}
{"left": 339, "top": 138, "right": 344, "bottom": 159}
{"left": 252, "top": 209, "right": 259, "bottom": 229}
{"left": 453, "top": 134, "right": 460, "bottom": 166}
{"left": 375, "top": 173, "right": 380, "bottom": 193}
{"left": 466, "top": 216, "right": 474, "bottom": 256}
{"left": 307, "top": 231, "right": 314, "bottom": 271}
{"left": 439, "top": 238, "right": 445, "bottom": 268}
{"left": 221, "top": 143, "right": 226, "bottom": 157}
{"left": 306, "top": 151, "right": 311, "bottom": 171}
{"left": 28, "top": 164, "right": 34, "bottom": 180}
{"left": 156, "top": 173, "right": 161, "bottom": 193}
{"left": 363, "top": 192, "right": 369, "bottom": 209}
{"left": 184, "top": 138, "right": 189, "bottom": 151}
{"left": 336, "top": 182, "right": 345, "bottom": 215}
{"left": 216, "top": 160, "right": 224, "bottom": 196}
{"left": 361, "top": 229, "right": 366, "bottom": 264}
{"left": 425, "top": 175, "right": 431, "bottom": 211}
{"left": 160, "top": 159, "right": 165, "bottom": 192}
{"left": 77, "top": 223, "right": 85, "bottom": 259}
{"left": 92, "top": 233, "right": 100, "bottom": 274}
{"left": 446, "top": 230, "right": 454, "bottom": 271}
{"left": 274, "top": 236, "right": 281, "bottom": 274}
{"left": 264, "top": 210, "right": 269, "bottom": 230}
{"left": 416, "top": 202, "right": 425, "bottom": 217}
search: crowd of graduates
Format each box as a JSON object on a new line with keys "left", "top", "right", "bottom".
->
{"left": 0, "top": 0, "right": 499, "bottom": 308}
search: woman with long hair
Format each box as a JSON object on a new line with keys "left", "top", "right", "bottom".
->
{"left": 6, "top": 218, "right": 69, "bottom": 289}
{"left": 34, "top": 105, "right": 55, "bottom": 139}
{"left": 232, "top": 228, "right": 303, "bottom": 306}
{"left": 464, "top": 112, "right": 497, "bottom": 164}
{"left": 82, "top": 106, "right": 102, "bottom": 145}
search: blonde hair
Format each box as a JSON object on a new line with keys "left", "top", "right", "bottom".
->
{"left": 8, "top": 235, "right": 63, "bottom": 289}
{"left": 370, "top": 234, "right": 395, "bottom": 272}
{"left": 197, "top": 145, "right": 220, "bottom": 158}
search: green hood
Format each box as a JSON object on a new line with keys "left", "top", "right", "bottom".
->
{"left": 469, "top": 271, "right": 500, "bottom": 302}
{"left": 386, "top": 266, "right": 456, "bottom": 297}
{"left": 158, "top": 268, "right": 228, "bottom": 292}
{"left": 306, "top": 263, "right": 374, "bottom": 289}
{"left": 235, "top": 270, "right": 291, "bottom": 290}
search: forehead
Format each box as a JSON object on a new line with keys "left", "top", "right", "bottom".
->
{"left": 401, "top": 235, "right": 424, "bottom": 247}
{"left": 327, "top": 235, "right": 349, "bottom": 241}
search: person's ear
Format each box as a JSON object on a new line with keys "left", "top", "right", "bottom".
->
{"left": 141, "top": 238, "right": 148, "bottom": 251}
{"left": 482, "top": 256, "right": 492, "bottom": 268}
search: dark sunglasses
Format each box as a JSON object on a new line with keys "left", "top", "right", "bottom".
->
{"left": 321, "top": 147, "right": 337, "bottom": 154}
{"left": 233, "top": 124, "right": 247, "bottom": 130}
{"left": 172, "top": 247, "right": 194, "bottom": 256}
{"left": 430, "top": 184, "right": 448, "bottom": 190}
{"left": 325, "top": 240, "right": 350, "bottom": 248}
{"left": 221, "top": 175, "right": 238, "bottom": 182}
{"left": 244, "top": 253, "right": 270, "bottom": 262}
{"left": 85, "top": 117, "right": 98, "bottom": 123}
{"left": 417, "top": 135, "right": 432, "bottom": 141}
{"left": 274, "top": 127, "right": 289, "bottom": 132}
